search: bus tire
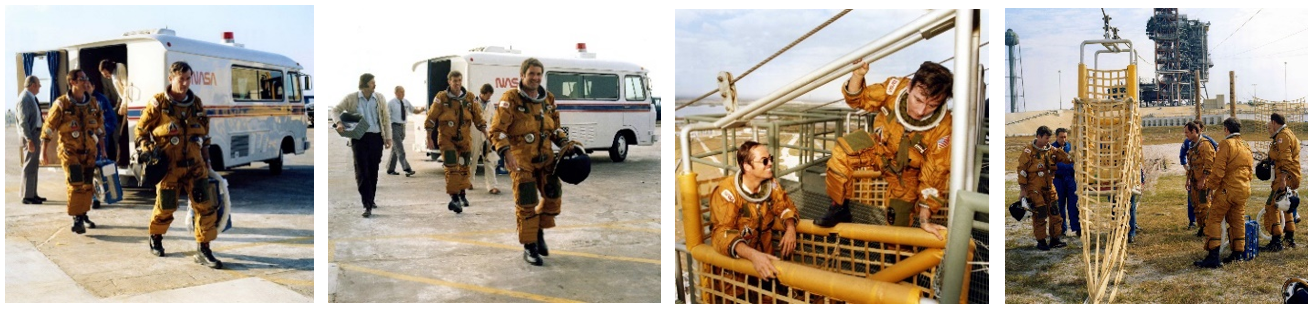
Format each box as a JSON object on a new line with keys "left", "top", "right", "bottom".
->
{"left": 268, "top": 152, "right": 284, "bottom": 175}
{"left": 608, "top": 133, "right": 628, "bottom": 162}
{"left": 209, "top": 146, "right": 228, "bottom": 172}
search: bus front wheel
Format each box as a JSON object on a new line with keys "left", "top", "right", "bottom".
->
{"left": 267, "top": 152, "right": 284, "bottom": 175}
{"left": 609, "top": 134, "right": 628, "bottom": 162}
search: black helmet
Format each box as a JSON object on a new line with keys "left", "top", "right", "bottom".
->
{"left": 1283, "top": 278, "right": 1308, "bottom": 304}
{"left": 1009, "top": 198, "right": 1031, "bottom": 221}
{"left": 1256, "top": 158, "right": 1273, "bottom": 181}
{"left": 553, "top": 142, "right": 591, "bottom": 185}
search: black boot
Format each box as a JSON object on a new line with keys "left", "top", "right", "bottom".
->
{"left": 459, "top": 191, "right": 470, "bottom": 208}
{"left": 1196, "top": 227, "right": 1205, "bottom": 237}
{"left": 92, "top": 200, "right": 101, "bottom": 209}
{"left": 1263, "top": 236, "right": 1285, "bottom": 252}
{"left": 79, "top": 215, "right": 96, "bottom": 229}
{"left": 71, "top": 216, "right": 86, "bottom": 234}
{"left": 149, "top": 234, "right": 165, "bottom": 257}
{"left": 1222, "top": 250, "right": 1248, "bottom": 264}
{"left": 448, "top": 195, "right": 463, "bottom": 214}
{"left": 195, "top": 242, "right": 223, "bottom": 269}
{"left": 523, "top": 243, "right": 543, "bottom": 266}
{"left": 1127, "top": 234, "right": 1135, "bottom": 244}
{"left": 1286, "top": 233, "right": 1297, "bottom": 249}
{"left": 1194, "top": 248, "right": 1222, "bottom": 268}
{"left": 536, "top": 229, "right": 549, "bottom": 256}
{"left": 1050, "top": 236, "right": 1068, "bottom": 248}
{"left": 362, "top": 206, "right": 372, "bottom": 218}
{"left": 814, "top": 201, "right": 852, "bottom": 228}
{"left": 1036, "top": 239, "right": 1050, "bottom": 251}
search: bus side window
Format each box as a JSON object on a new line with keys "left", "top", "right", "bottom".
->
{"left": 547, "top": 72, "right": 618, "bottom": 100}
{"left": 287, "top": 72, "right": 302, "bottom": 103}
{"left": 233, "top": 66, "right": 286, "bottom": 102}
{"left": 548, "top": 72, "right": 580, "bottom": 99}
{"left": 624, "top": 75, "right": 646, "bottom": 101}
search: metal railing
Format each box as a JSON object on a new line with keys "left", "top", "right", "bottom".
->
{"left": 675, "top": 9, "right": 987, "bottom": 304}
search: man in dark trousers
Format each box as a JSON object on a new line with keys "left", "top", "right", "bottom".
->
{"left": 333, "top": 73, "right": 391, "bottom": 217}
{"left": 1052, "top": 127, "right": 1078, "bottom": 236}
{"left": 17, "top": 75, "right": 47, "bottom": 204}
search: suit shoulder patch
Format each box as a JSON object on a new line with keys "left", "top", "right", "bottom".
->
{"left": 720, "top": 189, "right": 735, "bottom": 203}
{"left": 885, "top": 78, "right": 900, "bottom": 96}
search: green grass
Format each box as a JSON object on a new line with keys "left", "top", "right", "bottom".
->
{"left": 1004, "top": 175, "right": 1309, "bottom": 303}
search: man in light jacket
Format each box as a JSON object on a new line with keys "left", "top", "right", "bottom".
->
{"left": 333, "top": 73, "right": 391, "bottom": 218}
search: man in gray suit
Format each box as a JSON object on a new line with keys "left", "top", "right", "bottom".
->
{"left": 16, "top": 75, "right": 47, "bottom": 204}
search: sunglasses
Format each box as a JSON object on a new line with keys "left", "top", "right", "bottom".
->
{"left": 754, "top": 156, "right": 774, "bottom": 166}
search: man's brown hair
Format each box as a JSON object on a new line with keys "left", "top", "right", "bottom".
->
{"left": 737, "top": 141, "right": 763, "bottom": 172}
{"left": 909, "top": 61, "right": 953, "bottom": 100}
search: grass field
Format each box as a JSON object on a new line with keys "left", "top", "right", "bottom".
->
{"left": 1003, "top": 121, "right": 1310, "bottom": 303}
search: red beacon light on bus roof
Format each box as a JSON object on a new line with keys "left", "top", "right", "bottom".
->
{"left": 220, "top": 32, "right": 244, "bottom": 48}
{"left": 576, "top": 43, "right": 595, "bottom": 59}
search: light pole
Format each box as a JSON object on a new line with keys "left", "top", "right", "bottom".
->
{"left": 1253, "top": 83, "right": 1258, "bottom": 102}
{"left": 1058, "top": 70, "right": 1063, "bottom": 110}
{"left": 1284, "top": 61, "right": 1288, "bottom": 101}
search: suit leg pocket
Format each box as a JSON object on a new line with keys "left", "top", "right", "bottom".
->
{"left": 192, "top": 177, "right": 210, "bottom": 204}
{"left": 68, "top": 164, "right": 84, "bottom": 184}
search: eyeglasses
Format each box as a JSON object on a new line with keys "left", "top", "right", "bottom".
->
{"left": 754, "top": 156, "right": 774, "bottom": 166}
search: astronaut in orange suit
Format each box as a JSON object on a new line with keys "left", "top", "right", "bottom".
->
{"left": 1261, "top": 113, "right": 1300, "bottom": 251}
{"left": 489, "top": 58, "right": 574, "bottom": 266}
{"left": 1016, "top": 126, "right": 1072, "bottom": 250}
{"left": 816, "top": 60, "right": 951, "bottom": 241}
{"left": 135, "top": 61, "right": 223, "bottom": 269}
{"left": 1184, "top": 121, "right": 1216, "bottom": 238}
{"left": 425, "top": 70, "right": 487, "bottom": 213}
{"left": 1195, "top": 117, "right": 1254, "bottom": 268}
{"left": 706, "top": 140, "right": 798, "bottom": 303}
{"left": 40, "top": 69, "right": 104, "bottom": 235}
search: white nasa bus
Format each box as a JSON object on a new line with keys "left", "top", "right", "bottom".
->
{"left": 408, "top": 45, "right": 657, "bottom": 162}
{"left": 16, "top": 29, "right": 311, "bottom": 186}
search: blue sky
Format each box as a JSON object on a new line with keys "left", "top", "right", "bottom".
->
{"left": 1005, "top": 8, "right": 1307, "bottom": 112}
{"left": 675, "top": 9, "right": 990, "bottom": 115}
{"left": 4, "top": 5, "right": 313, "bottom": 112}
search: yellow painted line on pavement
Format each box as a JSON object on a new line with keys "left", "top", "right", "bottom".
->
{"left": 338, "top": 263, "right": 583, "bottom": 303}
{"left": 213, "top": 236, "right": 314, "bottom": 252}
{"left": 426, "top": 235, "right": 660, "bottom": 265}
{"left": 331, "top": 218, "right": 660, "bottom": 243}
{"left": 220, "top": 269, "right": 314, "bottom": 287}
{"left": 263, "top": 277, "right": 315, "bottom": 287}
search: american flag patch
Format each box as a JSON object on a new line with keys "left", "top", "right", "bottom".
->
{"left": 937, "top": 136, "right": 949, "bottom": 149}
